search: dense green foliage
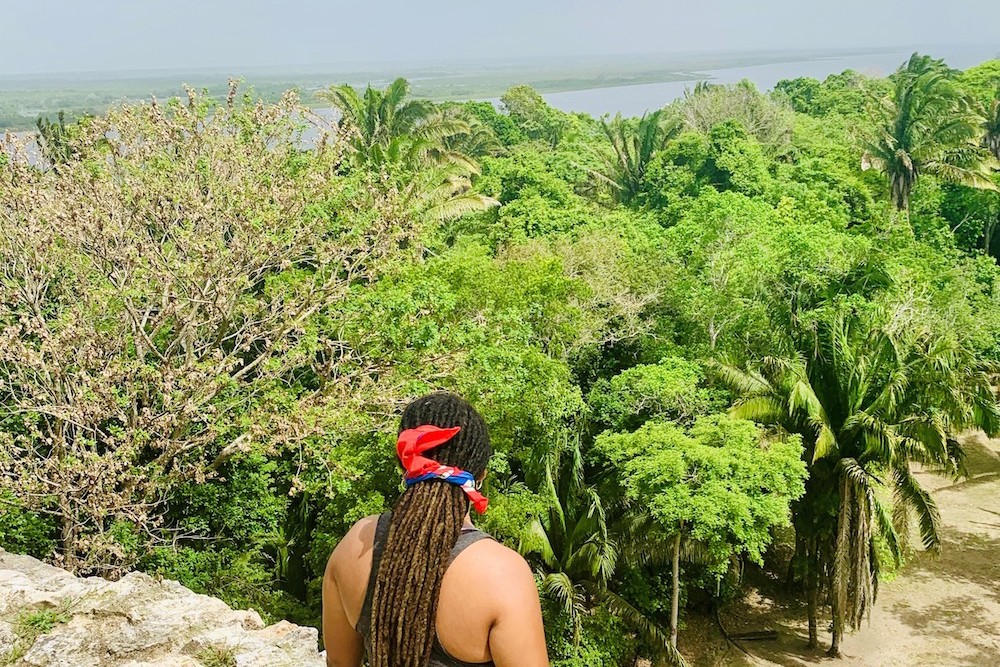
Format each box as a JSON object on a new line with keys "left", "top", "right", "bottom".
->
{"left": 3, "top": 54, "right": 1000, "bottom": 665}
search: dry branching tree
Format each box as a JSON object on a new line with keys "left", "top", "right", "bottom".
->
{"left": 0, "top": 88, "right": 424, "bottom": 574}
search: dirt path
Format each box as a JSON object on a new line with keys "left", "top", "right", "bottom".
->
{"left": 704, "top": 433, "right": 1000, "bottom": 667}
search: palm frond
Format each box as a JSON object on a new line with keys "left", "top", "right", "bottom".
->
{"left": 709, "top": 360, "right": 773, "bottom": 396}
{"left": 423, "top": 192, "right": 498, "bottom": 221}
{"left": 541, "top": 571, "right": 583, "bottom": 618}
{"left": 813, "top": 425, "right": 839, "bottom": 462}
{"left": 587, "top": 585, "right": 689, "bottom": 667}
{"left": 891, "top": 464, "right": 942, "bottom": 551}
{"left": 520, "top": 518, "right": 559, "bottom": 570}
{"left": 729, "top": 395, "right": 785, "bottom": 424}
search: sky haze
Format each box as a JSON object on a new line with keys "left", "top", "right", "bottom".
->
{"left": 0, "top": 0, "right": 997, "bottom": 76}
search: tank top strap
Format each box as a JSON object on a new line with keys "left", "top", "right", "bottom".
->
{"left": 355, "top": 512, "right": 392, "bottom": 636}
{"left": 448, "top": 527, "right": 492, "bottom": 565}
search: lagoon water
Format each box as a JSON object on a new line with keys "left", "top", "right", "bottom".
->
{"left": 542, "top": 47, "right": 999, "bottom": 117}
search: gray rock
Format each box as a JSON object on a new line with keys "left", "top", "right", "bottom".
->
{"left": 0, "top": 548, "right": 325, "bottom": 667}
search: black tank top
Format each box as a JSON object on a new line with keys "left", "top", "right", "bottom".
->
{"left": 355, "top": 512, "right": 497, "bottom": 667}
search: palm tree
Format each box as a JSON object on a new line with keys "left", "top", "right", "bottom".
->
{"left": 983, "top": 91, "right": 1000, "bottom": 159}
{"left": 596, "top": 109, "right": 681, "bottom": 205}
{"left": 441, "top": 113, "right": 502, "bottom": 159}
{"left": 521, "top": 441, "right": 687, "bottom": 666}
{"left": 365, "top": 134, "right": 498, "bottom": 222}
{"left": 319, "top": 79, "right": 496, "bottom": 221}
{"left": 977, "top": 92, "right": 1000, "bottom": 257}
{"left": 317, "top": 78, "right": 469, "bottom": 166}
{"left": 861, "top": 53, "right": 998, "bottom": 210}
{"left": 715, "top": 305, "right": 1000, "bottom": 656}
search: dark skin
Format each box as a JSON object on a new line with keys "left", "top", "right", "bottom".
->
{"left": 323, "top": 509, "right": 549, "bottom": 667}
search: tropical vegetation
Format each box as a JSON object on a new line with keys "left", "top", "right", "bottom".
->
{"left": 2, "top": 53, "right": 1000, "bottom": 666}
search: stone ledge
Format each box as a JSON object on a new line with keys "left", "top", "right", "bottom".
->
{"left": 0, "top": 549, "right": 325, "bottom": 667}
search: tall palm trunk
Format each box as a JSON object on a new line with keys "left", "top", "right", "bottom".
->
{"left": 986, "top": 213, "right": 999, "bottom": 261}
{"left": 828, "top": 581, "right": 843, "bottom": 657}
{"left": 670, "top": 528, "right": 682, "bottom": 649}
{"left": 787, "top": 533, "right": 804, "bottom": 587}
{"left": 807, "top": 582, "right": 819, "bottom": 648}
{"left": 806, "top": 537, "right": 820, "bottom": 649}
{"left": 891, "top": 171, "right": 912, "bottom": 211}
{"left": 829, "top": 621, "right": 843, "bottom": 657}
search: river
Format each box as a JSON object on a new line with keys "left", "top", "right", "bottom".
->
{"left": 540, "top": 46, "right": 999, "bottom": 117}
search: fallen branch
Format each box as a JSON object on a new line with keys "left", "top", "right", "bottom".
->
{"left": 714, "top": 607, "right": 752, "bottom": 656}
{"left": 730, "top": 630, "right": 779, "bottom": 641}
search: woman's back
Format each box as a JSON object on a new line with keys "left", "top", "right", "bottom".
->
{"left": 324, "top": 512, "right": 547, "bottom": 667}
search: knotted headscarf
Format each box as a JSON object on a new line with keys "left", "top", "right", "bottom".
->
{"left": 396, "top": 425, "right": 489, "bottom": 513}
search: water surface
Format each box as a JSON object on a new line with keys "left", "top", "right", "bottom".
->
{"left": 541, "top": 47, "right": 998, "bottom": 117}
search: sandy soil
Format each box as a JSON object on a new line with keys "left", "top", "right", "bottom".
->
{"left": 690, "top": 432, "right": 1000, "bottom": 667}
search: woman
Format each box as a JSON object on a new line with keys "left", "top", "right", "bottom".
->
{"left": 323, "top": 392, "right": 549, "bottom": 667}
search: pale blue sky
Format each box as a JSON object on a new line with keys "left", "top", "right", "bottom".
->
{"left": 0, "top": 0, "right": 997, "bottom": 76}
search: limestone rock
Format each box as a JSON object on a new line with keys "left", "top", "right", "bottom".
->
{"left": 0, "top": 548, "right": 324, "bottom": 667}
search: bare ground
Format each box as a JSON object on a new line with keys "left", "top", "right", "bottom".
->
{"left": 683, "top": 432, "right": 1000, "bottom": 667}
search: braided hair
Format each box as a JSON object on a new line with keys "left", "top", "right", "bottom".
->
{"left": 369, "top": 392, "right": 492, "bottom": 667}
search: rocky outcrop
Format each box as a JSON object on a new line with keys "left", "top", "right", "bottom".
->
{"left": 0, "top": 549, "right": 325, "bottom": 666}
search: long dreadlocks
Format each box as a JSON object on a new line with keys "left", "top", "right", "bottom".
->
{"left": 369, "top": 392, "right": 492, "bottom": 667}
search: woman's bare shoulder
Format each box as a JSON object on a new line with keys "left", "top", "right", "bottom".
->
{"left": 328, "top": 514, "right": 380, "bottom": 571}
{"left": 454, "top": 537, "right": 540, "bottom": 623}
{"left": 458, "top": 534, "right": 535, "bottom": 583}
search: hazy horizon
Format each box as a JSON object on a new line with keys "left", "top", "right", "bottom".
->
{"left": 0, "top": 44, "right": 991, "bottom": 82}
{"left": 1, "top": 0, "right": 997, "bottom": 78}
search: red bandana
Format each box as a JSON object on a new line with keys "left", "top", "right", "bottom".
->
{"left": 396, "top": 425, "right": 489, "bottom": 513}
